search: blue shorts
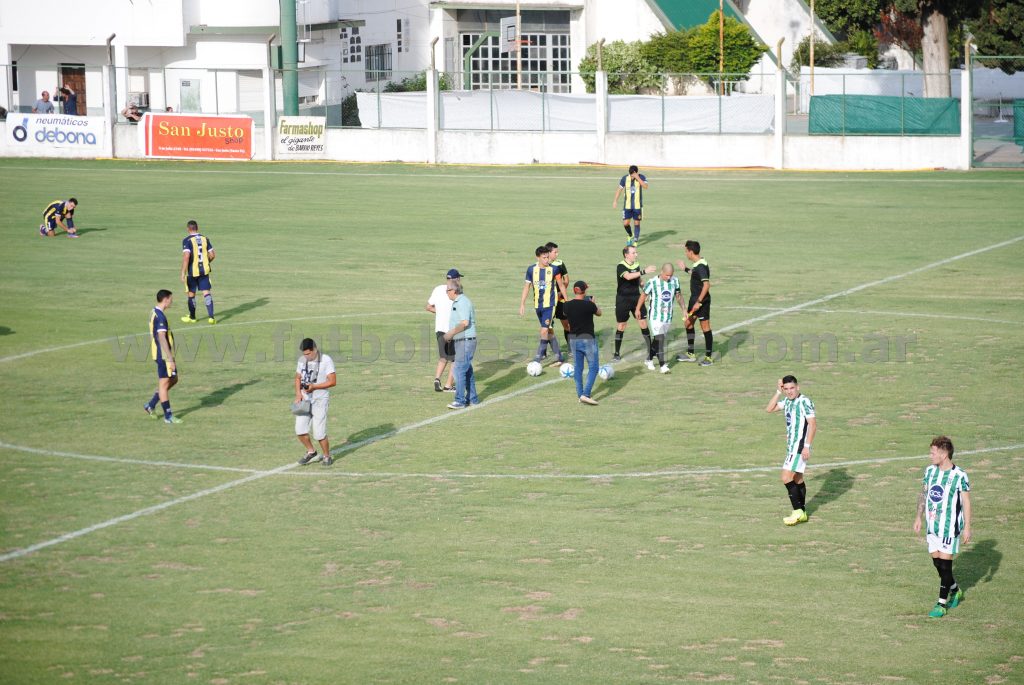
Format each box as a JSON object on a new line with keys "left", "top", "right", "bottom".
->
{"left": 623, "top": 208, "right": 642, "bottom": 221}
{"left": 186, "top": 274, "right": 212, "bottom": 292}
{"left": 156, "top": 359, "right": 177, "bottom": 379}
{"left": 535, "top": 306, "right": 554, "bottom": 327}
{"left": 45, "top": 216, "right": 74, "bottom": 230}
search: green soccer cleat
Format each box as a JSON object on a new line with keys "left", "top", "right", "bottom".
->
{"left": 928, "top": 603, "right": 947, "bottom": 618}
{"left": 948, "top": 588, "right": 963, "bottom": 608}
{"left": 698, "top": 355, "right": 714, "bottom": 367}
{"left": 676, "top": 352, "right": 696, "bottom": 363}
{"left": 207, "top": 317, "right": 217, "bottom": 325}
{"left": 143, "top": 405, "right": 158, "bottom": 418}
{"left": 181, "top": 316, "right": 197, "bottom": 324}
{"left": 164, "top": 415, "right": 183, "bottom": 424}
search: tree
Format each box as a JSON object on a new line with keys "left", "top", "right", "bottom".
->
{"left": 967, "top": 0, "right": 1024, "bottom": 73}
{"left": 815, "top": 0, "right": 886, "bottom": 38}
{"left": 892, "top": 1, "right": 984, "bottom": 96}
{"left": 577, "top": 40, "right": 659, "bottom": 94}
{"left": 685, "top": 11, "right": 767, "bottom": 85}
{"left": 639, "top": 30, "right": 693, "bottom": 73}
{"left": 790, "top": 34, "right": 848, "bottom": 74}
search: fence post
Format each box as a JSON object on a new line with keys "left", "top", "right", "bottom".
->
{"left": 661, "top": 80, "right": 665, "bottom": 134}
{"left": 263, "top": 66, "right": 275, "bottom": 161}
{"left": 595, "top": 70, "right": 608, "bottom": 164}
{"left": 841, "top": 74, "right": 846, "bottom": 135}
{"left": 541, "top": 85, "right": 546, "bottom": 132}
{"left": 900, "top": 73, "right": 905, "bottom": 135}
{"left": 774, "top": 45, "right": 786, "bottom": 170}
{"left": 426, "top": 67, "right": 438, "bottom": 164}
{"left": 960, "top": 52, "right": 973, "bottom": 170}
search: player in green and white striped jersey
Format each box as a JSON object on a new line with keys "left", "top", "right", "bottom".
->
{"left": 913, "top": 436, "right": 972, "bottom": 618}
{"left": 766, "top": 375, "right": 816, "bottom": 525}
{"left": 635, "top": 263, "right": 683, "bottom": 373}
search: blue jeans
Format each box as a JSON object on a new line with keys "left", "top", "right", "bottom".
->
{"left": 571, "top": 337, "right": 599, "bottom": 398}
{"left": 453, "top": 337, "right": 478, "bottom": 405}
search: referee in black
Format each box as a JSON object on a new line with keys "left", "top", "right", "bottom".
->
{"left": 677, "top": 240, "right": 714, "bottom": 366}
{"left": 612, "top": 244, "right": 656, "bottom": 362}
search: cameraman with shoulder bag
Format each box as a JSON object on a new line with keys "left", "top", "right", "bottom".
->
{"left": 293, "top": 338, "right": 336, "bottom": 466}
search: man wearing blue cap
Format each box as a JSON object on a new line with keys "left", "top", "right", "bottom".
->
{"left": 426, "top": 268, "right": 463, "bottom": 392}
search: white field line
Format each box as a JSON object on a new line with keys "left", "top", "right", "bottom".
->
{"left": 720, "top": 305, "right": 1024, "bottom": 327}
{"left": 4, "top": 163, "right": 1024, "bottom": 184}
{"left": 0, "top": 442, "right": 260, "bottom": 474}
{"left": 280, "top": 443, "right": 1024, "bottom": 479}
{"left": 0, "top": 463, "right": 295, "bottom": 563}
{"left": 2, "top": 237, "right": 1022, "bottom": 562}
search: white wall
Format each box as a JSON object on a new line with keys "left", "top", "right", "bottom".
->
{"left": 0, "top": 0, "right": 187, "bottom": 47}
{"left": 738, "top": 0, "right": 833, "bottom": 68}
{"left": 582, "top": 0, "right": 665, "bottom": 49}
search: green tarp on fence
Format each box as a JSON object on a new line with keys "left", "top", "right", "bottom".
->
{"left": 809, "top": 95, "right": 960, "bottom": 135}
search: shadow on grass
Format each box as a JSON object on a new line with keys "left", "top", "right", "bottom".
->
{"left": 332, "top": 423, "right": 397, "bottom": 459}
{"left": 636, "top": 229, "right": 676, "bottom": 246}
{"left": 475, "top": 358, "right": 521, "bottom": 397}
{"left": 955, "top": 539, "right": 1001, "bottom": 592}
{"left": 0, "top": 326, "right": 13, "bottom": 336}
{"left": 215, "top": 297, "right": 271, "bottom": 322}
{"left": 716, "top": 329, "right": 750, "bottom": 362}
{"left": 590, "top": 363, "right": 643, "bottom": 401}
{"left": 806, "top": 467, "right": 854, "bottom": 516}
{"left": 177, "top": 379, "right": 261, "bottom": 418}
{"left": 74, "top": 227, "right": 107, "bottom": 236}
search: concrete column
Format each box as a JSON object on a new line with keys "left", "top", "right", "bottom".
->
{"left": 113, "top": 43, "right": 128, "bottom": 116}
{"left": 425, "top": 67, "right": 438, "bottom": 164}
{"left": 595, "top": 70, "right": 607, "bottom": 164}
{"left": 101, "top": 65, "right": 115, "bottom": 158}
{"left": 960, "top": 68, "right": 972, "bottom": 170}
{"left": 0, "top": 42, "right": 11, "bottom": 114}
{"left": 263, "top": 66, "right": 275, "bottom": 161}
{"left": 775, "top": 63, "right": 786, "bottom": 169}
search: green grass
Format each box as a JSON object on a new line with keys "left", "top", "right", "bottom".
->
{"left": 1, "top": 159, "right": 1023, "bottom": 684}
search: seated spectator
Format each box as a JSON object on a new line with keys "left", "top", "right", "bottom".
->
{"left": 33, "top": 90, "right": 55, "bottom": 114}
{"left": 55, "top": 86, "right": 78, "bottom": 115}
{"left": 122, "top": 103, "right": 143, "bottom": 122}
{"left": 165, "top": 106, "right": 174, "bottom": 112}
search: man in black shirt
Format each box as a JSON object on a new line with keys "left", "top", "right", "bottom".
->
{"left": 613, "top": 244, "right": 656, "bottom": 362}
{"left": 677, "top": 240, "right": 713, "bottom": 365}
{"left": 563, "top": 280, "right": 602, "bottom": 405}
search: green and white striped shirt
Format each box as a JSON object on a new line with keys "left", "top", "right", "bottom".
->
{"left": 923, "top": 464, "right": 970, "bottom": 538}
{"left": 643, "top": 276, "right": 680, "bottom": 324}
{"left": 781, "top": 395, "right": 815, "bottom": 455}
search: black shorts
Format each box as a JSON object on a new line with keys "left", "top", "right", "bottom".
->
{"left": 554, "top": 300, "right": 567, "bottom": 321}
{"left": 615, "top": 295, "right": 646, "bottom": 323}
{"left": 435, "top": 331, "right": 455, "bottom": 361}
{"left": 688, "top": 297, "right": 710, "bottom": 322}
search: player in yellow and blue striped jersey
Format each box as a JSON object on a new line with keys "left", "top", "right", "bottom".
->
{"left": 180, "top": 220, "right": 217, "bottom": 325}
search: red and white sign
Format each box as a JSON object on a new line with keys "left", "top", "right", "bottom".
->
{"left": 142, "top": 113, "right": 253, "bottom": 160}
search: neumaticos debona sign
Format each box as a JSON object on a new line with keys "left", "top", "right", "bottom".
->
{"left": 8, "top": 114, "right": 105, "bottom": 149}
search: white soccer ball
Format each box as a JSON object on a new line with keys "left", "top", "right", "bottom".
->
{"left": 559, "top": 363, "right": 574, "bottom": 378}
{"left": 526, "top": 361, "right": 544, "bottom": 376}
{"left": 598, "top": 364, "right": 615, "bottom": 380}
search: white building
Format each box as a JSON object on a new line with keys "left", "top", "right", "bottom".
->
{"left": 0, "top": 0, "right": 831, "bottom": 120}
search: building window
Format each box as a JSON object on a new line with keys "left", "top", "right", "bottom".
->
{"left": 341, "top": 26, "right": 362, "bottom": 64}
{"left": 461, "top": 32, "right": 571, "bottom": 93}
{"left": 366, "top": 44, "right": 392, "bottom": 83}
{"left": 11, "top": 60, "right": 17, "bottom": 92}
{"left": 397, "top": 18, "right": 403, "bottom": 53}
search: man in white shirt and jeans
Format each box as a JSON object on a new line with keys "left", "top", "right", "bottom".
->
{"left": 426, "top": 268, "right": 462, "bottom": 392}
{"left": 295, "top": 338, "right": 337, "bottom": 466}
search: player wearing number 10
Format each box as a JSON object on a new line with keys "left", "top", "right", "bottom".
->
{"left": 913, "top": 436, "right": 971, "bottom": 618}
{"left": 180, "top": 220, "right": 217, "bottom": 325}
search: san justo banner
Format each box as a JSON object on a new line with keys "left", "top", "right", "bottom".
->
{"left": 142, "top": 113, "right": 253, "bottom": 160}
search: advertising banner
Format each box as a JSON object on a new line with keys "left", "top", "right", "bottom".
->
{"left": 6, "top": 114, "right": 106, "bottom": 152}
{"left": 142, "top": 113, "right": 253, "bottom": 160}
{"left": 276, "top": 116, "right": 326, "bottom": 157}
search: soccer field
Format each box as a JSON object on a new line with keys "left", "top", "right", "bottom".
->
{"left": 1, "top": 159, "right": 1023, "bottom": 684}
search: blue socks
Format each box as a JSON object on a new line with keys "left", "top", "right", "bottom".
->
{"left": 204, "top": 293, "right": 214, "bottom": 318}
{"left": 145, "top": 392, "right": 159, "bottom": 410}
{"left": 161, "top": 400, "right": 172, "bottom": 421}
{"left": 188, "top": 297, "right": 196, "bottom": 319}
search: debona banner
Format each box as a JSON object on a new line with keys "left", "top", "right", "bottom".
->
{"left": 142, "top": 112, "right": 253, "bottom": 160}
{"left": 276, "top": 116, "right": 326, "bottom": 157}
{"left": 7, "top": 114, "right": 105, "bottom": 153}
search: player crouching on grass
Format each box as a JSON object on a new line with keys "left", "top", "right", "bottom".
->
{"left": 39, "top": 198, "right": 79, "bottom": 237}
{"left": 765, "top": 375, "right": 816, "bottom": 526}
{"left": 913, "top": 436, "right": 971, "bottom": 618}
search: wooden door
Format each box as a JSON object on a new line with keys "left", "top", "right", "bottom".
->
{"left": 60, "top": 65, "right": 86, "bottom": 114}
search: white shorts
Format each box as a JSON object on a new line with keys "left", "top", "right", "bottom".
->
{"left": 782, "top": 449, "right": 807, "bottom": 474}
{"left": 926, "top": 532, "right": 960, "bottom": 556}
{"left": 649, "top": 320, "right": 671, "bottom": 336}
{"left": 295, "top": 396, "right": 329, "bottom": 441}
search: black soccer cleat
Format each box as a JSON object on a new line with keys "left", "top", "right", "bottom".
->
{"left": 322, "top": 455, "right": 334, "bottom": 467}
{"left": 434, "top": 378, "right": 443, "bottom": 392}
{"left": 297, "top": 451, "right": 319, "bottom": 466}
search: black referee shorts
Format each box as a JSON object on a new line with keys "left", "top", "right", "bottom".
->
{"left": 615, "top": 295, "right": 646, "bottom": 323}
